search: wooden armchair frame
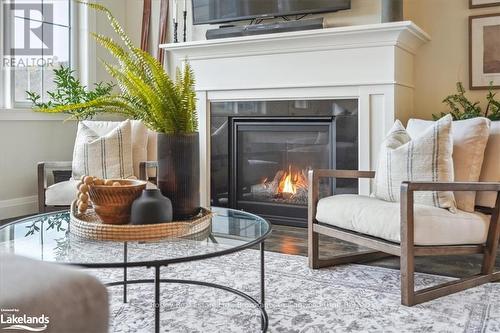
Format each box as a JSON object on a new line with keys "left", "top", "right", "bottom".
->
{"left": 37, "top": 161, "right": 159, "bottom": 213}
{"left": 38, "top": 161, "right": 72, "bottom": 213}
{"left": 138, "top": 161, "right": 159, "bottom": 182}
{"left": 308, "top": 169, "right": 500, "bottom": 306}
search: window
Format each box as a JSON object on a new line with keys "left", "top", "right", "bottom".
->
{"left": 1, "top": 0, "right": 74, "bottom": 108}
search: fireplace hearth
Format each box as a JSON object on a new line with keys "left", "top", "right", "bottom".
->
{"left": 211, "top": 100, "right": 358, "bottom": 227}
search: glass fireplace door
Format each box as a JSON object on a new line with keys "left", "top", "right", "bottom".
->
{"left": 230, "top": 118, "right": 333, "bottom": 224}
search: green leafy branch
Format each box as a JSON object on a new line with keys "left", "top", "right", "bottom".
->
{"left": 433, "top": 82, "right": 500, "bottom": 121}
{"left": 27, "top": 66, "right": 114, "bottom": 120}
{"left": 25, "top": 213, "right": 68, "bottom": 237}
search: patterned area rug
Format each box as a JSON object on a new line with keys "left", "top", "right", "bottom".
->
{"left": 90, "top": 248, "right": 500, "bottom": 333}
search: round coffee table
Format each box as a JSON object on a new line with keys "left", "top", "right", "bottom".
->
{"left": 0, "top": 207, "right": 272, "bottom": 332}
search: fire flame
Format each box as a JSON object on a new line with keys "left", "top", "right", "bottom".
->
{"left": 253, "top": 165, "right": 309, "bottom": 200}
{"left": 277, "top": 166, "right": 308, "bottom": 196}
{"left": 281, "top": 172, "right": 296, "bottom": 194}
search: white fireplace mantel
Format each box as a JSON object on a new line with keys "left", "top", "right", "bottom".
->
{"left": 160, "top": 21, "right": 430, "bottom": 206}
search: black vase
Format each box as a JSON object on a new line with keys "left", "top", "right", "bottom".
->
{"left": 157, "top": 133, "right": 200, "bottom": 220}
{"left": 130, "top": 189, "right": 173, "bottom": 225}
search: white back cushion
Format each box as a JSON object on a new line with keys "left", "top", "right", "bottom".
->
{"left": 374, "top": 115, "right": 456, "bottom": 212}
{"left": 407, "top": 117, "right": 491, "bottom": 212}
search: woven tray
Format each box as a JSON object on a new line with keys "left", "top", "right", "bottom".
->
{"left": 69, "top": 201, "right": 214, "bottom": 241}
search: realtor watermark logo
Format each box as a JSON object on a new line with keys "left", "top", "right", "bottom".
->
{"left": 0, "top": 308, "right": 49, "bottom": 331}
{"left": 2, "top": 1, "right": 54, "bottom": 68}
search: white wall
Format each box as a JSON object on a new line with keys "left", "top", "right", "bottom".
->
{"left": 0, "top": 121, "right": 77, "bottom": 219}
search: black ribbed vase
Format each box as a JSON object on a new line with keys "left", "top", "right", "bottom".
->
{"left": 157, "top": 133, "right": 200, "bottom": 220}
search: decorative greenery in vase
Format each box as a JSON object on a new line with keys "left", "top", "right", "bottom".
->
{"left": 27, "top": 65, "right": 114, "bottom": 120}
{"left": 35, "top": 1, "right": 198, "bottom": 135}
{"left": 433, "top": 82, "right": 500, "bottom": 121}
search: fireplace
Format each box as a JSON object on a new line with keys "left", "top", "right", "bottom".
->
{"left": 211, "top": 100, "right": 358, "bottom": 227}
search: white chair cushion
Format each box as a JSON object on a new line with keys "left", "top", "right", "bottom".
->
{"left": 316, "top": 194, "right": 490, "bottom": 246}
{"left": 407, "top": 117, "right": 491, "bottom": 212}
{"left": 45, "top": 180, "right": 79, "bottom": 206}
{"left": 477, "top": 121, "right": 500, "bottom": 208}
{"left": 373, "top": 115, "right": 456, "bottom": 212}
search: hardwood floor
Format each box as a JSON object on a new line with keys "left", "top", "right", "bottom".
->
{"left": 2, "top": 216, "right": 499, "bottom": 279}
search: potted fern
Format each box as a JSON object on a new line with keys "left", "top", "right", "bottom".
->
{"left": 35, "top": 2, "right": 200, "bottom": 219}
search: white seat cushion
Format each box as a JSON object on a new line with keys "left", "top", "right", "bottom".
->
{"left": 45, "top": 180, "right": 157, "bottom": 206}
{"left": 45, "top": 180, "right": 79, "bottom": 206}
{"left": 316, "top": 194, "right": 490, "bottom": 246}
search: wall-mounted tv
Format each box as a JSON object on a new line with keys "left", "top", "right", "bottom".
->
{"left": 192, "top": 0, "right": 351, "bottom": 25}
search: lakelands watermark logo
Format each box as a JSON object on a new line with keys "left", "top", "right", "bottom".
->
{"left": 0, "top": 308, "right": 49, "bottom": 332}
{"left": 2, "top": 1, "right": 55, "bottom": 68}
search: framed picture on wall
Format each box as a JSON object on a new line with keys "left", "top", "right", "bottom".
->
{"left": 469, "top": 13, "right": 500, "bottom": 89}
{"left": 470, "top": 0, "right": 500, "bottom": 8}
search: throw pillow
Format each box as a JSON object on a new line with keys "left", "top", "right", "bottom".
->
{"left": 407, "top": 117, "right": 491, "bottom": 212}
{"left": 80, "top": 120, "right": 149, "bottom": 178}
{"left": 72, "top": 119, "right": 134, "bottom": 180}
{"left": 373, "top": 114, "right": 457, "bottom": 212}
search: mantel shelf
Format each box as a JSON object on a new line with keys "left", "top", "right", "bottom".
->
{"left": 160, "top": 21, "right": 430, "bottom": 59}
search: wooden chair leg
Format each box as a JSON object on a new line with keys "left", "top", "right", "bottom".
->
{"left": 481, "top": 195, "right": 500, "bottom": 275}
{"left": 308, "top": 225, "right": 320, "bottom": 269}
{"left": 308, "top": 170, "right": 320, "bottom": 269}
{"left": 400, "top": 252, "right": 415, "bottom": 306}
{"left": 400, "top": 183, "right": 415, "bottom": 306}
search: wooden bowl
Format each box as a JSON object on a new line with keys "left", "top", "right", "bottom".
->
{"left": 88, "top": 179, "right": 147, "bottom": 224}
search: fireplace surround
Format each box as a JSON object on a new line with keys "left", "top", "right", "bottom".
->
{"left": 211, "top": 100, "right": 358, "bottom": 226}
{"left": 161, "top": 21, "right": 430, "bottom": 225}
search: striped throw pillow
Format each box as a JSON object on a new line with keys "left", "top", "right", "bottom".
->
{"left": 72, "top": 119, "right": 133, "bottom": 180}
{"left": 373, "top": 114, "right": 457, "bottom": 212}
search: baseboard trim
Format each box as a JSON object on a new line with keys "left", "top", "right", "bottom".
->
{"left": 0, "top": 196, "right": 38, "bottom": 220}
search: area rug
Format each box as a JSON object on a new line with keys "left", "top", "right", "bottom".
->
{"left": 90, "top": 246, "right": 500, "bottom": 333}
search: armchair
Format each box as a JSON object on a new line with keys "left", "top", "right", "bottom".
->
{"left": 38, "top": 121, "right": 157, "bottom": 213}
{"left": 309, "top": 118, "right": 500, "bottom": 305}
{"left": 308, "top": 169, "right": 499, "bottom": 306}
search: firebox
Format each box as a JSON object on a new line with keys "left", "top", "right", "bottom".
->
{"left": 211, "top": 100, "right": 358, "bottom": 227}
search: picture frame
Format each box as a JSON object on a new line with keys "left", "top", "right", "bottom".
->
{"left": 469, "top": 13, "right": 500, "bottom": 90}
{"left": 470, "top": 0, "right": 500, "bottom": 8}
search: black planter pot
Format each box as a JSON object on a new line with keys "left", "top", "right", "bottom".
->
{"left": 130, "top": 189, "right": 173, "bottom": 225}
{"left": 157, "top": 133, "right": 200, "bottom": 220}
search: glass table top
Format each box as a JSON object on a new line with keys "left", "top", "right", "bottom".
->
{"left": 0, "top": 207, "right": 271, "bottom": 268}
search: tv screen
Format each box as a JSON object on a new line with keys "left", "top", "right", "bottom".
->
{"left": 192, "top": 0, "right": 351, "bottom": 25}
